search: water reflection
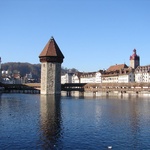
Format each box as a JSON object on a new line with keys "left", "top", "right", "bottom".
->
{"left": 40, "top": 94, "right": 62, "bottom": 149}
{"left": 1, "top": 93, "right": 150, "bottom": 149}
{"left": 128, "top": 98, "right": 140, "bottom": 149}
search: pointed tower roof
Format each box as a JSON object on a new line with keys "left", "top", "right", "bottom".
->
{"left": 130, "top": 49, "right": 140, "bottom": 60}
{"left": 39, "top": 37, "right": 64, "bottom": 63}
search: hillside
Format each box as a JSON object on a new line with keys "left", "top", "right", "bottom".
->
{"left": 2, "top": 62, "right": 41, "bottom": 80}
{"left": 1, "top": 62, "right": 78, "bottom": 81}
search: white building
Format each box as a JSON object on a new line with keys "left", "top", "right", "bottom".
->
{"left": 61, "top": 49, "right": 142, "bottom": 84}
{"left": 61, "top": 71, "right": 103, "bottom": 84}
{"left": 118, "top": 69, "right": 135, "bottom": 83}
{"left": 26, "top": 72, "right": 32, "bottom": 79}
{"left": 135, "top": 65, "right": 150, "bottom": 83}
{"left": 72, "top": 74, "right": 80, "bottom": 83}
{"left": 101, "top": 72, "right": 119, "bottom": 83}
{"left": 61, "top": 72, "right": 74, "bottom": 84}
{"left": 101, "top": 64, "right": 135, "bottom": 83}
{"left": 76, "top": 71, "right": 103, "bottom": 83}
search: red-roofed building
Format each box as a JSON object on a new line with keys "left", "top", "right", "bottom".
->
{"left": 101, "top": 63, "right": 134, "bottom": 83}
{"left": 60, "top": 49, "right": 140, "bottom": 84}
{"left": 107, "top": 64, "right": 128, "bottom": 72}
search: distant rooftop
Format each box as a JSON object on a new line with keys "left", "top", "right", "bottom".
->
{"left": 107, "top": 64, "right": 128, "bottom": 72}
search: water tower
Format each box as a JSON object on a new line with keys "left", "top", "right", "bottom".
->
{"left": 39, "top": 37, "right": 64, "bottom": 94}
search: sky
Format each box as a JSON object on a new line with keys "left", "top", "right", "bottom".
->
{"left": 0, "top": 0, "right": 150, "bottom": 72}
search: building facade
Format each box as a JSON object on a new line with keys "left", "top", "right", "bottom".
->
{"left": 77, "top": 71, "right": 102, "bottom": 83}
{"left": 101, "top": 64, "right": 135, "bottom": 83}
{"left": 61, "top": 50, "right": 140, "bottom": 84}
{"left": 61, "top": 71, "right": 103, "bottom": 84}
{"left": 61, "top": 72, "right": 74, "bottom": 84}
{"left": 135, "top": 65, "right": 150, "bottom": 83}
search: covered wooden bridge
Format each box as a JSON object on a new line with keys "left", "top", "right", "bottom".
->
{"left": 1, "top": 82, "right": 150, "bottom": 94}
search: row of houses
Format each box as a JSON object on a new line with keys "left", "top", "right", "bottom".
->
{"left": 0, "top": 72, "right": 34, "bottom": 84}
{"left": 61, "top": 49, "right": 150, "bottom": 84}
{"left": 1, "top": 49, "right": 150, "bottom": 84}
{"left": 0, "top": 65, "right": 35, "bottom": 84}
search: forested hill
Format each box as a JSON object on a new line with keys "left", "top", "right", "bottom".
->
{"left": 2, "top": 62, "right": 41, "bottom": 80}
{"left": 1, "top": 62, "right": 78, "bottom": 80}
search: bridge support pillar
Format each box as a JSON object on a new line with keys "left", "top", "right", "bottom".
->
{"left": 79, "top": 91, "right": 84, "bottom": 97}
{"left": 93, "top": 92, "right": 96, "bottom": 97}
{"left": 67, "top": 91, "right": 71, "bottom": 96}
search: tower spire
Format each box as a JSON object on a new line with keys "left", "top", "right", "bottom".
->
{"left": 130, "top": 49, "right": 140, "bottom": 69}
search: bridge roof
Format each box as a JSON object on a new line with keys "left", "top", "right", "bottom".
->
{"left": 39, "top": 37, "right": 64, "bottom": 59}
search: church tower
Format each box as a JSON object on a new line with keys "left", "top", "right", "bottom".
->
{"left": 130, "top": 49, "right": 140, "bottom": 69}
{"left": 39, "top": 37, "right": 64, "bottom": 94}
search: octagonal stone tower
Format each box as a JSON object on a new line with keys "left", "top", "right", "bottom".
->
{"left": 39, "top": 37, "right": 64, "bottom": 94}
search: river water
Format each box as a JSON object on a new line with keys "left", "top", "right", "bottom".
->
{"left": 0, "top": 93, "right": 150, "bottom": 150}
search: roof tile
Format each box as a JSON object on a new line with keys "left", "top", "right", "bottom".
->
{"left": 107, "top": 64, "right": 128, "bottom": 72}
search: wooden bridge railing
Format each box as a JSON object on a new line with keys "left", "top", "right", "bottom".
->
{"left": 61, "top": 83, "right": 86, "bottom": 92}
{"left": 0, "top": 83, "right": 40, "bottom": 93}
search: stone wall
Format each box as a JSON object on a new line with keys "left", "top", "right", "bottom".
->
{"left": 41, "top": 62, "right": 61, "bottom": 94}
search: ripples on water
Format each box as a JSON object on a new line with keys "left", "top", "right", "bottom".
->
{"left": 0, "top": 93, "right": 150, "bottom": 149}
